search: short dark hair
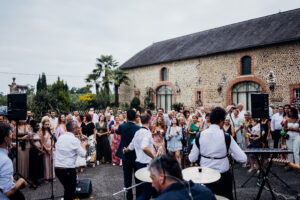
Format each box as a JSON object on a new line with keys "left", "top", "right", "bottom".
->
{"left": 148, "top": 154, "right": 183, "bottom": 181}
{"left": 84, "top": 113, "right": 92, "bottom": 122}
{"left": 66, "top": 120, "right": 77, "bottom": 132}
{"left": 210, "top": 107, "right": 226, "bottom": 124}
{"left": 127, "top": 110, "right": 136, "bottom": 121}
{"left": 290, "top": 107, "right": 299, "bottom": 119}
{"left": 140, "top": 114, "right": 151, "bottom": 124}
{"left": 0, "top": 122, "right": 10, "bottom": 145}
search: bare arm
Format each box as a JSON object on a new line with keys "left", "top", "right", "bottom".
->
{"left": 142, "top": 147, "right": 154, "bottom": 159}
{"left": 5, "top": 178, "right": 27, "bottom": 197}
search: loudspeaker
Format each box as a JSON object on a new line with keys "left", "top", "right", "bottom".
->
{"left": 251, "top": 94, "right": 269, "bottom": 118}
{"left": 75, "top": 179, "right": 92, "bottom": 198}
{"left": 7, "top": 94, "right": 27, "bottom": 120}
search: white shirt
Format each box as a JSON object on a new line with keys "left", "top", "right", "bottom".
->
{"left": 269, "top": 107, "right": 274, "bottom": 119}
{"left": 129, "top": 127, "right": 154, "bottom": 164}
{"left": 55, "top": 132, "right": 86, "bottom": 168}
{"left": 189, "top": 124, "right": 247, "bottom": 173}
{"left": 271, "top": 112, "right": 284, "bottom": 131}
{"left": 238, "top": 110, "right": 246, "bottom": 121}
{"left": 49, "top": 117, "right": 58, "bottom": 130}
{"left": 92, "top": 113, "right": 99, "bottom": 124}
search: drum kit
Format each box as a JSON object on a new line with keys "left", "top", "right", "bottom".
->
{"left": 133, "top": 166, "right": 227, "bottom": 200}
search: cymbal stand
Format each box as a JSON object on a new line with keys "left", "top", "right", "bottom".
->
{"left": 113, "top": 182, "right": 144, "bottom": 200}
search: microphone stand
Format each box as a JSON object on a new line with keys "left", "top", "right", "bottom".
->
{"left": 229, "top": 157, "right": 237, "bottom": 200}
{"left": 38, "top": 129, "right": 62, "bottom": 200}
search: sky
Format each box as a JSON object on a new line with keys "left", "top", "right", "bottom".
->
{"left": 0, "top": 0, "right": 300, "bottom": 94}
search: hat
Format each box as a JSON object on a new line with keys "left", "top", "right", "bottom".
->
{"left": 226, "top": 105, "right": 235, "bottom": 112}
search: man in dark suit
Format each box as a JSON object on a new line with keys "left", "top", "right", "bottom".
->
{"left": 116, "top": 110, "right": 141, "bottom": 200}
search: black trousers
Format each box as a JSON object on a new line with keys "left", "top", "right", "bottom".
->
{"left": 122, "top": 159, "right": 141, "bottom": 200}
{"left": 205, "top": 170, "right": 233, "bottom": 200}
{"left": 55, "top": 168, "right": 77, "bottom": 200}
{"left": 271, "top": 130, "right": 281, "bottom": 148}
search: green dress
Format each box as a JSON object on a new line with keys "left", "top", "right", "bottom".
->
{"left": 189, "top": 122, "right": 199, "bottom": 147}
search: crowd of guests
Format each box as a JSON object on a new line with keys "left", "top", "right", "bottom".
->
{"left": 0, "top": 102, "right": 299, "bottom": 199}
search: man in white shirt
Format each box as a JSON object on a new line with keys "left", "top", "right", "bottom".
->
{"left": 271, "top": 106, "right": 284, "bottom": 148}
{"left": 124, "top": 113, "right": 155, "bottom": 200}
{"left": 72, "top": 110, "right": 79, "bottom": 122}
{"left": 237, "top": 103, "right": 246, "bottom": 121}
{"left": 89, "top": 108, "right": 99, "bottom": 124}
{"left": 189, "top": 107, "right": 247, "bottom": 199}
{"left": 49, "top": 110, "right": 58, "bottom": 132}
{"left": 55, "top": 120, "right": 86, "bottom": 200}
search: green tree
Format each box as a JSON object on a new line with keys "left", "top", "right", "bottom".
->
{"left": 48, "top": 77, "right": 71, "bottom": 113}
{"left": 41, "top": 73, "right": 47, "bottom": 90}
{"left": 109, "top": 69, "right": 130, "bottom": 107}
{"left": 85, "top": 73, "right": 101, "bottom": 95}
{"left": 70, "top": 86, "right": 92, "bottom": 94}
{"left": 96, "top": 55, "right": 118, "bottom": 105}
{"left": 0, "top": 93, "right": 7, "bottom": 106}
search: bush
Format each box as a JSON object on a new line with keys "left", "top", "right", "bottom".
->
{"left": 172, "top": 102, "right": 184, "bottom": 112}
{"left": 130, "top": 97, "right": 141, "bottom": 110}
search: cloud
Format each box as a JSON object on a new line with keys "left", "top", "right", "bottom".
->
{"left": 0, "top": 0, "right": 299, "bottom": 94}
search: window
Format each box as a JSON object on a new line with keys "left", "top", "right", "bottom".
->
{"left": 294, "top": 89, "right": 300, "bottom": 99}
{"left": 156, "top": 85, "right": 173, "bottom": 113}
{"left": 161, "top": 68, "right": 167, "bottom": 81}
{"left": 232, "top": 81, "right": 262, "bottom": 111}
{"left": 241, "top": 56, "right": 252, "bottom": 75}
{"left": 196, "top": 91, "right": 202, "bottom": 106}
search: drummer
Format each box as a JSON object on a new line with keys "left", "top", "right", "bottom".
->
{"left": 148, "top": 154, "right": 216, "bottom": 200}
{"left": 123, "top": 113, "right": 155, "bottom": 200}
{"left": 189, "top": 107, "right": 247, "bottom": 200}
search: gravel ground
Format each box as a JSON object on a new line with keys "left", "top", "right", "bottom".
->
{"left": 21, "top": 162, "right": 300, "bottom": 200}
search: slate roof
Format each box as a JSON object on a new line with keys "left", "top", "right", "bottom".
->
{"left": 120, "top": 8, "right": 300, "bottom": 69}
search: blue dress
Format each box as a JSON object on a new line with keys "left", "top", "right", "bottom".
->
{"left": 166, "top": 126, "right": 182, "bottom": 152}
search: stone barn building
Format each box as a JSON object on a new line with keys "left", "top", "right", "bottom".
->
{"left": 119, "top": 8, "right": 300, "bottom": 113}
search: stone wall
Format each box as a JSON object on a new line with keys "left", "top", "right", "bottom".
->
{"left": 119, "top": 41, "right": 300, "bottom": 109}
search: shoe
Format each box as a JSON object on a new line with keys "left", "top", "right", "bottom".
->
{"left": 256, "top": 170, "right": 260, "bottom": 175}
{"left": 248, "top": 168, "right": 254, "bottom": 173}
{"left": 97, "top": 161, "right": 100, "bottom": 165}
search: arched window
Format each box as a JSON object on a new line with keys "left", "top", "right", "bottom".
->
{"left": 156, "top": 85, "right": 173, "bottom": 113}
{"left": 161, "top": 68, "right": 167, "bottom": 81}
{"left": 241, "top": 56, "right": 252, "bottom": 75}
{"left": 232, "top": 82, "right": 262, "bottom": 111}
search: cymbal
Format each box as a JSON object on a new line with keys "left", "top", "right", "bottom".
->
{"left": 215, "top": 195, "right": 229, "bottom": 200}
{"left": 135, "top": 167, "right": 152, "bottom": 183}
{"left": 182, "top": 167, "right": 221, "bottom": 184}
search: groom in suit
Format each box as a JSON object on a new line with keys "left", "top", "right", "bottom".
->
{"left": 116, "top": 110, "right": 141, "bottom": 200}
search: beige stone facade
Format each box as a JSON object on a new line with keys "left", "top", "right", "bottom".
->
{"left": 119, "top": 42, "right": 300, "bottom": 111}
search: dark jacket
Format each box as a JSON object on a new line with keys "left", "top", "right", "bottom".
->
{"left": 155, "top": 181, "right": 216, "bottom": 200}
{"left": 116, "top": 122, "right": 141, "bottom": 162}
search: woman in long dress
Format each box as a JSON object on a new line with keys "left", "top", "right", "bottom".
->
{"left": 95, "top": 115, "right": 112, "bottom": 164}
{"left": 41, "top": 119, "right": 55, "bottom": 183}
{"left": 75, "top": 115, "right": 87, "bottom": 172}
{"left": 13, "top": 120, "right": 31, "bottom": 179}
{"left": 111, "top": 116, "right": 121, "bottom": 166}
{"left": 152, "top": 116, "right": 166, "bottom": 156}
{"left": 81, "top": 114, "right": 96, "bottom": 166}
{"left": 29, "top": 120, "right": 44, "bottom": 188}
{"left": 55, "top": 114, "right": 66, "bottom": 139}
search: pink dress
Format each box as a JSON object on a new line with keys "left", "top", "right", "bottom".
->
{"left": 43, "top": 131, "right": 55, "bottom": 180}
{"left": 55, "top": 125, "right": 66, "bottom": 139}
{"left": 111, "top": 124, "right": 120, "bottom": 165}
{"left": 153, "top": 129, "right": 166, "bottom": 156}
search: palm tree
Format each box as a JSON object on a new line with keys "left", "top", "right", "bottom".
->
{"left": 85, "top": 73, "right": 101, "bottom": 94}
{"left": 95, "top": 55, "right": 118, "bottom": 105}
{"left": 109, "top": 69, "right": 130, "bottom": 107}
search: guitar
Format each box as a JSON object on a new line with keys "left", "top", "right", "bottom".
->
{"left": 272, "top": 158, "right": 300, "bottom": 170}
